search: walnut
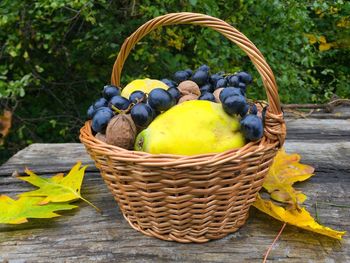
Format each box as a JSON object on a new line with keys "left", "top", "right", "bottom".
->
{"left": 95, "top": 133, "right": 107, "bottom": 143}
{"left": 106, "top": 114, "right": 137, "bottom": 149}
{"left": 213, "top": 88, "right": 224, "bottom": 103}
{"left": 177, "top": 80, "right": 200, "bottom": 96}
{"left": 177, "top": 94, "right": 199, "bottom": 104}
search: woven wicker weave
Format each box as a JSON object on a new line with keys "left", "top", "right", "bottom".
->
{"left": 80, "top": 12, "right": 286, "bottom": 243}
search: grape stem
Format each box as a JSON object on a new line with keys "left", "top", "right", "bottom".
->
{"left": 111, "top": 103, "right": 135, "bottom": 115}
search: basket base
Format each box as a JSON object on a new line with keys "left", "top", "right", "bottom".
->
{"left": 122, "top": 211, "right": 250, "bottom": 243}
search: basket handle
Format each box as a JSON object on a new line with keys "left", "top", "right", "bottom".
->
{"left": 111, "top": 12, "right": 285, "bottom": 144}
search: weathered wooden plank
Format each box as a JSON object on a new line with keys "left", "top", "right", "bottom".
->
{"left": 285, "top": 119, "right": 350, "bottom": 141}
{"left": 0, "top": 141, "right": 349, "bottom": 262}
{"left": 0, "top": 143, "right": 96, "bottom": 176}
{"left": 1, "top": 117, "right": 349, "bottom": 176}
{"left": 0, "top": 171, "right": 349, "bottom": 263}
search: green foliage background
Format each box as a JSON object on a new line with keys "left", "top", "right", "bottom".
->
{"left": 0, "top": 0, "right": 349, "bottom": 163}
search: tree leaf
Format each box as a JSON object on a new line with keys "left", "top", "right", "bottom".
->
{"left": 262, "top": 148, "right": 314, "bottom": 208}
{"left": 0, "top": 110, "right": 12, "bottom": 145}
{"left": 319, "top": 43, "right": 332, "bottom": 51}
{"left": 304, "top": 33, "right": 317, "bottom": 44}
{"left": 254, "top": 195, "right": 346, "bottom": 240}
{"left": 18, "top": 162, "right": 99, "bottom": 211}
{"left": 0, "top": 195, "right": 77, "bottom": 224}
{"left": 254, "top": 148, "right": 346, "bottom": 240}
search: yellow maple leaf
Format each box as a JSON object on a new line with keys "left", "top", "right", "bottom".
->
{"left": 0, "top": 195, "right": 77, "bottom": 224}
{"left": 17, "top": 161, "right": 99, "bottom": 212}
{"left": 262, "top": 148, "right": 314, "bottom": 207}
{"left": 254, "top": 149, "right": 346, "bottom": 239}
{"left": 254, "top": 195, "right": 346, "bottom": 240}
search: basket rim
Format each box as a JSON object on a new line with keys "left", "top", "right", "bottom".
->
{"left": 80, "top": 120, "right": 279, "bottom": 168}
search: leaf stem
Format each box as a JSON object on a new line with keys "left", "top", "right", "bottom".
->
{"left": 262, "top": 222, "right": 287, "bottom": 263}
{"left": 79, "top": 196, "right": 102, "bottom": 213}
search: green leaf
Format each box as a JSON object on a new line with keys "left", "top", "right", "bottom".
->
{"left": 0, "top": 195, "right": 77, "bottom": 224}
{"left": 189, "top": 0, "right": 197, "bottom": 6}
{"left": 18, "top": 162, "right": 99, "bottom": 212}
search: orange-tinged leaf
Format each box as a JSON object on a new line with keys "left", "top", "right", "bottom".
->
{"left": 253, "top": 195, "right": 346, "bottom": 240}
{"left": 262, "top": 148, "right": 314, "bottom": 207}
{"left": 0, "top": 195, "right": 77, "bottom": 224}
{"left": 0, "top": 110, "right": 12, "bottom": 145}
{"left": 17, "top": 162, "right": 99, "bottom": 211}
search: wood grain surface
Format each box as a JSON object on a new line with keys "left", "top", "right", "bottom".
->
{"left": 0, "top": 117, "right": 349, "bottom": 263}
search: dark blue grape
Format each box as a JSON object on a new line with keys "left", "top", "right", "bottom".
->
{"left": 210, "top": 73, "right": 223, "bottom": 86}
{"left": 215, "top": 78, "right": 227, "bottom": 89}
{"left": 129, "top": 90, "right": 146, "bottom": 104}
{"left": 148, "top": 88, "right": 175, "bottom": 111}
{"left": 240, "top": 114, "right": 263, "bottom": 141}
{"left": 219, "top": 87, "right": 244, "bottom": 102}
{"left": 249, "top": 104, "right": 258, "bottom": 115}
{"left": 87, "top": 105, "right": 95, "bottom": 119}
{"left": 167, "top": 87, "right": 181, "bottom": 101}
{"left": 91, "top": 108, "right": 113, "bottom": 133}
{"left": 151, "top": 107, "right": 161, "bottom": 119}
{"left": 131, "top": 103, "right": 154, "bottom": 128}
{"left": 198, "top": 64, "right": 210, "bottom": 72}
{"left": 185, "top": 69, "right": 193, "bottom": 77}
{"left": 191, "top": 70, "right": 209, "bottom": 86}
{"left": 198, "top": 92, "right": 216, "bottom": 102}
{"left": 95, "top": 106, "right": 113, "bottom": 115}
{"left": 238, "top": 82, "right": 247, "bottom": 93}
{"left": 237, "top": 71, "right": 253, "bottom": 84}
{"left": 174, "top": 71, "right": 189, "bottom": 83}
{"left": 222, "top": 95, "right": 247, "bottom": 116}
{"left": 200, "top": 83, "right": 214, "bottom": 93}
{"left": 161, "top": 78, "right": 177, "bottom": 89}
{"left": 109, "top": 96, "right": 131, "bottom": 110}
{"left": 93, "top": 98, "right": 108, "bottom": 110}
{"left": 103, "top": 85, "right": 120, "bottom": 100}
{"left": 240, "top": 104, "right": 249, "bottom": 117}
{"left": 228, "top": 75, "right": 240, "bottom": 86}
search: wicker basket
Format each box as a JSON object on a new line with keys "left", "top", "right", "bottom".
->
{"left": 80, "top": 12, "right": 286, "bottom": 243}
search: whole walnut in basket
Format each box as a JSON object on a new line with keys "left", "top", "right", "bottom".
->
{"left": 177, "top": 80, "right": 201, "bottom": 96}
{"left": 106, "top": 114, "right": 137, "bottom": 149}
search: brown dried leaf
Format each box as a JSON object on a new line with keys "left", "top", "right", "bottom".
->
{"left": 0, "top": 110, "right": 12, "bottom": 145}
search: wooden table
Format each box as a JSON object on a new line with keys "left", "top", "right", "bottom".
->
{"left": 1, "top": 114, "right": 349, "bottom": 262}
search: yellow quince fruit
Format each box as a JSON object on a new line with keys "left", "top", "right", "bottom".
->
{"left": 134, "top": 100, "right": 245, "bottom": 155}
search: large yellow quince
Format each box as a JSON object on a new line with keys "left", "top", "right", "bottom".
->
{"left": 134, "top": 100, "right": 245, "bottom": 155}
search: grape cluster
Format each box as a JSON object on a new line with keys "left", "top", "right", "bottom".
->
{"left": 161, "top": 65, "right": 264, "bottom": 141}
{"left": 87, "top": 85, "right": 176, "bottom": 133}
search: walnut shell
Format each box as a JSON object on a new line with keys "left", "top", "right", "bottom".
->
{"left": 177, "top": 94, "right": 199, "bottom": 104}
{"left": 177, "top": 80, "right": 200, "bottom": 96}
{"left": 95, "top": 133, "right": 107, "bottom": 143}
{"left": 213, "top": 88, "right": 224, "bottom": 103}
{"left": 106, "top": 114, "right": 137, "bottom": 149}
